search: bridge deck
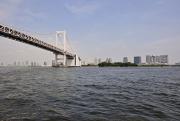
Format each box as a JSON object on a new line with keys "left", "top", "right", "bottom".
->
{"left": 0, "top": 24, "right": 75, "bottom": 58}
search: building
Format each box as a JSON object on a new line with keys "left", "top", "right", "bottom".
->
{"left": 98, "top": 58, "right": 101, "bottom": 64}
{"left": 94, "top": 58, "right": 98, "bottom": 65}
{"left": 81, "top": 61, "right": 86, "bottom": 65}
{"left": 146, "top": 55, "right": 157, "bottom": 64}
{"left": 14, "top": 61, "right": 17, "bottom": 66}
{"left": 123, "top": 57, "right": 128, "bottom": 63}
{"left": 152, "top": 56, "right": 156, "bottom": 64}
{"left": 146, "top": 55, "right": 168, "bottom": 65}
{"left": 25, "top": 61, "right": 29, "bottom": 66}
{"left": 146, "top": 55, "right": 151, "bottom": 64}
{"left": 106, "top": 58, "right": 112, "bottom": 63}
{"left": 134, "top": 56, "right": 141, "bottom": 65}
{"left": 155, "top": 56, "right": 160, "bottom": 64}
{"left": 160, "top": 55, "right": 168, "bottom": 64}
{"left": 17, "top": 61, "right": 21, "bottom": 66}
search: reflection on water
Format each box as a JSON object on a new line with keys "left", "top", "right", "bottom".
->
{"left": 0, "top": 67, "right": 180, "bottom": 121}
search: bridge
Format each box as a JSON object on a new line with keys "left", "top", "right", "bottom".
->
{"left": 0, "top": 24, "right": 81, "bottom": 67}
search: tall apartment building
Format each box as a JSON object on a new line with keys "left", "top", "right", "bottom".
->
{"left": 146, "top": 55, "right": 168, "bottom": 64}
{"left": 106, "top": 58, "right": 112, "bottom": 63}
{"left": 98, "top": 58, "right": 101, "bottom": 64}
{"left": 134, "top": 56, "right": 141, "bottom": 65}
{"left": 160, "top": 55, "right": 168, "bottom": 64}
{"left": 146, "top": 55, "right": 151, "bottom": 64}
{"left": 123, "top": 57, "right": 128, "bottom": 63}
{"left": 94, "top": 58, "right": 98, "bottom": 65}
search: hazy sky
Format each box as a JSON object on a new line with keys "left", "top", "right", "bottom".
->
{"left": 0, "top": 0, "right": 180, "bottom": 65}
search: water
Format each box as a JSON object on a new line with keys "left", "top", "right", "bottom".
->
{"left": 0, "top": 67, "right": 180, "bottom": 121}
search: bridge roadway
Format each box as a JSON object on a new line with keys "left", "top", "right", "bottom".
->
{"left": 0, "top": 24, "right": 74, "bottom": 59}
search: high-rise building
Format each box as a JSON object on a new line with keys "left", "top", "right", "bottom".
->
{"left": 106, "top": 58, "right": 108, "bottom": 63}
{"left": 109, "top": 58, "right": 112, "bottom": 63}
{"left": 123, "top": 57, "right": 128, "bottom": 63}
{"left": 98, "top": 58, "right": 101, "bottom": 64}
{"left": 146, "top": 55, "right": 168, "bottom": 65}
{"left": 94, "top": 58, "right": 98, "bottom": 65}
{"left": 44, "top": 61, "right": 47, "bottom": 66}
{"left": 106, "top": 58, "right": 112, "bottom": 63}
{"left": 33, "top": 62, "right": 36, "bottom": 66}
{"left": 14, "top": 61, "right": 17, "bottom": 66}
{"left": 82, "top": 61, "right": 86, "bottom": 65}
{"left": 155, "top": 56, "right": 160, "bottom": 64}
{"left": 134, "top": 56, "right": 141, "bottom": 65}
{"left": 25, "top": 61, "right": 29, "bottom": 66}
{"left": 152, "top": 56, "right": 156, "bottom": 64}
{"left": 17, "top": 61, "right": 21, "bottom": 66}
{"left": 31, "top": 62, "right": 34, "bottom": 66}
{"left": 146, "top": 55, "right": 151, "bottom": 64}
{"left": 160, "top": 55, "right": 168, "bottom": 64}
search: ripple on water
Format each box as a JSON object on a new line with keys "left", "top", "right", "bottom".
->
{"left": 0, "top": 67, "right": 180, "bottom": 121}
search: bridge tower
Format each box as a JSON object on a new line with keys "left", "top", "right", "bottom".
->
{"left": 54, "top": 31, "right": 67, "bottom": 67}
{"left": 54, "top": 31, "right": 81, "bottom": 67}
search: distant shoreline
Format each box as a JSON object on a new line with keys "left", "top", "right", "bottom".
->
{"left": 81, "top": 65, "right": 180, "bottom": 67}
{"left": 82, "top": 62, "right": 180, "bottom": 67}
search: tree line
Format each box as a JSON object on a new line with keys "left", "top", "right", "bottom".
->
{"left": 98, "top": 62, "right": 137, "bottom": 67}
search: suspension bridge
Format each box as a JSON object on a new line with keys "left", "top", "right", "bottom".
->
{"left": 0, "top": 24, "right": 81, "bottom": 67}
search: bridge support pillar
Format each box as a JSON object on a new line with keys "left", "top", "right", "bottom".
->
{"left": 52, "top": 54, "right": 81, "bottom": 67}
{"left": 63, "top": 54, "right": 67, "bottom": 67}
{"left": 52, "top": 53, "right": 59, "bottom": 67}
{"left": 55, "top": 54, "right": 58, "bottom": 65}
{"left": 52, "top": 53, "right": 63, "bottom": 67}
{"left": 52, "top": 53, "right": 68, "bottom": 67}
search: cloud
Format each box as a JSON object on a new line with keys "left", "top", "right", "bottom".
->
{"left": 0, "top": 0, "right": 47, "bottom": 26}
{"left": 16, "top": 9, "right": 47, "bottom": 23}
{"left": 0, "top": 0, "right": 23, "bottom": 21}
{"left": 65, "top": 2, "right": 101, "bottom": 15}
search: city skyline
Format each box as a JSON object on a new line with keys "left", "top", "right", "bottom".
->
{"left": 88, "top": 54, "right": 169, "bottom": 65}
{"left": 0, "top": 0, "right": 180, "bottom": 64}
{"left": 0, "top": 54, "right": 170, "bottom": 66}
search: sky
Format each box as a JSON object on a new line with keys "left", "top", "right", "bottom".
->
{"left": 0, "top": 0, "right": 180, "bottom": 65}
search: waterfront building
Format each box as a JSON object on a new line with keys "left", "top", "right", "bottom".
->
{"left": 25, "top": 61, "right": 29, "bottom": 66}
{"left": 123, "top": 57, "right": 128, "bottom": 63}
{"left": 146, "top": 55, "right": 168, "bottom": 65}
{"left": 31, "top": 62, "right": 34, "bottom": 66}
{"left": 98, "top": 58, "right": 101, "bottom": 64}
{"left": 94, "top": 58, "right": 98, "bottom": 65}
{"left": 106, "top": 58, "right": 112, "bottom": 63}
{"left": 175, "top": 62, "right": 180, "bottom": 65}
{"left": 146, "top": 55, "right": 151, "bottom": 64}
{"left": 44, "top": 61, "right": 47, "bottom": 66}
{"left": 94, "top": 58, "right": 102, "bottom": 65}
{"left": 160, "top": 55, "right": 168, "bottom": 64}
{"left": 152, "top": 56, "right": 156, "bottom": 64}
{"left": 82, "top": 61, "right": 86, "bottom": 65}
{"left": 33, "top": 62, "right": 36, "bottom": 66}
{"left": 106, "top": 58, "right": 109, "bottom": 63}
{"left": 134, "top": 56, "right": 141, "bottom": 65}
{"left": 14, "top": 61, "right": 17, "bottom": 66}
{"left": 17, "top": 61, "right": 21, "bottom": 66}
{"left": 155, "top": 56, "right": 160, "bottom": 64}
